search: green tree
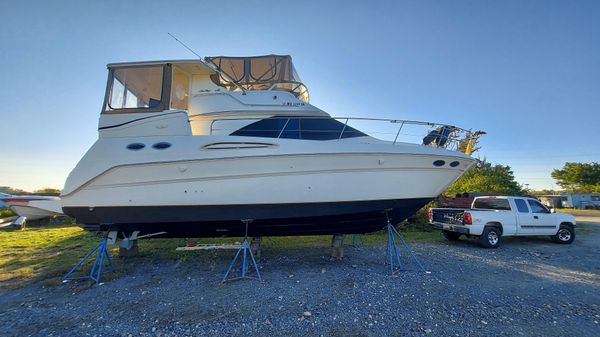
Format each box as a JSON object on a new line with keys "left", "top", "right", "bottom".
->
{"left": 445, "top": 162, "right": 524, "bottom": 196}
{"left": 531, "top": 189, "right": 561, "bottom": 196}
{"left": 0, "top": 186, "right": 26, "bottom": 194}
{"left": 33, "top": 188, "right": 62, "bottom": 195}
{"left": 551, "top": 162, "right": 600, "bottom": 193}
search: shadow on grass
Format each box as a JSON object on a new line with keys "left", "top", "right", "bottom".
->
{"left": 0, "top": 223, "right": 441, "bottom": 289}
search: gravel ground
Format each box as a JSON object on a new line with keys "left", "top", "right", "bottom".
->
{"left": 1, "top": 220, "right": 599, "bottom": 337}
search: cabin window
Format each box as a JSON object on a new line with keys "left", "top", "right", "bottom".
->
{"left": 592, "top": 196, "right": 600, "bottom": 201}
{"left": 171, "top": 66, "right": 190, "bottom": 110}
{"left": 230, "top": 117, "right": 367, "bottom": 140}
{"left": 106, "top": 65, "right": 164, "bottom": 111}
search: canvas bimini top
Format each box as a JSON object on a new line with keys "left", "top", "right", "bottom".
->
{"left": 206, "top": 55, "right": 309, "bottom": 103}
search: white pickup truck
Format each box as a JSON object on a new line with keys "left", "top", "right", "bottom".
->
{"left": 429, "top": 196, "right": 576, "bottom": 248}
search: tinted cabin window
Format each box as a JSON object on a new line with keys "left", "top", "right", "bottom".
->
{"left": 514, "top": 199, "right": 530, "bottom": 213}
{"left": 231, "top": 117, "right": 367, "bottom": 140}
{"left": 472, "top": 198, "right": 511, "bottom": 211}
{"left": 528, "top": 200, "right": 550, "bottom": 213}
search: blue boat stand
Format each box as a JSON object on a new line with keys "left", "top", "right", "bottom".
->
{"left": 385, "top": 216, "right": 429, "bottom": 274}
{"left": 222, "top": 219, "right": 262, "bottom": 283}
{"left": 63, "top": 234, "right": 115, "bottom": 284}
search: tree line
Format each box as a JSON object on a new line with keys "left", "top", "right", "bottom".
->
{"left": 445, "top": 161, "right": 599, "bottom": 196}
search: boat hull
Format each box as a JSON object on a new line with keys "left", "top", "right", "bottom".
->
{"left": 62, "top": 136, "right": 475, "bottom": 237}
{"left": 63, "top": 197, "right": 431, "bottom": 237}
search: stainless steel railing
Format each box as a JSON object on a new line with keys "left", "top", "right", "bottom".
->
{"left": 207, "top": 116, "right": 484, "bottom": 155}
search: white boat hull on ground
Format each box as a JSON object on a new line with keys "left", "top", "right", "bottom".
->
{"left": 61, "top": 138, "right": 474, "bottom": 236}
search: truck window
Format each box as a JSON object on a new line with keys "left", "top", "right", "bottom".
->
{"left": 514, "top": 199, "right": 530, "bottom": 213}
{"left": 527, "top": 200, "right": 550, "bottom": 213}
{"left": 472, "top": 198, "right": 511, "bottom": 211}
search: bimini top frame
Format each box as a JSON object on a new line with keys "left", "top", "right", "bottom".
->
{"left": 206, "top": 55, "right": 309, "bottom": 103}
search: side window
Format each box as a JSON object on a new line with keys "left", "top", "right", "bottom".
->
{"left": 591, "top": 195, "right": 600, "bottom": 201}
{"left": 230, "top": 117, "right": 367, "bottom": 140}
{"left": 230, "top": 118, "right": 287, "bottom": 138}
{"left": 527, "top": 200, "right": 549, "bottom": 214}
{"left": 514, "top": 199, "right": 530, "bottom": 213}
{"left": 171, "top": 67, "right": 190, "bottom": 110}
{"left": 106, "top": 65, "right": 164, "bottom": 111}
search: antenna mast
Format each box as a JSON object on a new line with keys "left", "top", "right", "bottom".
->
{"left": 167, "top": 33, "right": 245, "bottom": 93}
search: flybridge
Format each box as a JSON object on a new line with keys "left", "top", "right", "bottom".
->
{"left": 206, "top": 55, "right": 309, "bottom": 103}
{"left": 103, "top": 55, "right": 309, "bottom": 114}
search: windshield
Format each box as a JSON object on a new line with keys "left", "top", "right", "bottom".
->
{"left": 106, "top": 65, "right": 164, "bottom": 111}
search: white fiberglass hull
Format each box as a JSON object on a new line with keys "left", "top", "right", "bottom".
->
{"left": 62, "top": 136, "right": 475, "bottom": 237}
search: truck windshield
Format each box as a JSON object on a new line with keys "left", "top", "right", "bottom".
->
{"left": 472, "top": 198, "right": 511, "bottom": 211}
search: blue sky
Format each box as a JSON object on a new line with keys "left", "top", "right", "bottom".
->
{"left": 1, "top": 0, "right": 598, "bottom": 191}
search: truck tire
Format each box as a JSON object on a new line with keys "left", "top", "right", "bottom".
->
{"left": 442, "top": 230, "right": 461, "bottom": 241}
{"left": 551, "top": 225, "right": 575, "bottom": 244}
{"left": 479, "top": 227, "right": 501, "bottom": 248}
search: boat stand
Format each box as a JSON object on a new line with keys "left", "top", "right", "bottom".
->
{"left": 385, "top": 217, "right": 428, "bottom": 274}
{"left": 222, "top": 219, "right": 262, "bottom": 283}
{"left": 63, "top": 234, "right": 115, "bottom": 284}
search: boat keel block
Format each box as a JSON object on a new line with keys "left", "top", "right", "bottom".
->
{"left": 63, "top": 235, "right": 115, "bottom": 284}
{"left": 385, "top": 217, "right": 428, "bottom": 274}
{"left": 222, "top": 220, "right": 262, "bottom": 283}
{"left": 331, "top": 234, "right": 346, "bottom": 259}
{"left": 250, "top": 236, "right": 262, "bottom": 260}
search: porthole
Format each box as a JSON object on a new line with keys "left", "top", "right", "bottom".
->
{"left": 433, "top": 160, "right": 446, "bottom": 167}
{"left": 126, "top": 143, "right": 145, "bottom": 151}
{"left": 450, "top": 161, "right": 460, "bottom": 167}
{"left": 152, "top": 142, "right": 172, "bottom": 150}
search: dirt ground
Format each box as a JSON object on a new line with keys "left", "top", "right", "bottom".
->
{"left": 0, "top": 215, "right": 599, "bottom": 337}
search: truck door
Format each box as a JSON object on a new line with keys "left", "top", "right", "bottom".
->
{"left": 527, "top": 199, "right": 558, "bottom": 235}
{"left": 513, "top": 198, "right": 535, "bottom": 235}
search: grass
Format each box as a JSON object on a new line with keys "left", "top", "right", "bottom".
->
{"left": 0, "top": 206, "right": 15, "bottom": 219}
{"left": 0, "top": 221, "right": 439, "bottom": 288}
{"left": 557, "top": 208, "right": 600, "bottom": 215}
{"left": 0, "top": 222, "right": 98, "bottom": 287}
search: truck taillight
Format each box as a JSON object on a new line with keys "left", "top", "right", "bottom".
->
{"left": 463, "top": 212, "right": 472, "bottom": 225}
{"left": 428, "top": 209, "right": 433, "bottom": 222}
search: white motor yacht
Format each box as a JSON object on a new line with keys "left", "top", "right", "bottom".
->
{"left": 61, "top": 55, "right": 483, "bottom": 237}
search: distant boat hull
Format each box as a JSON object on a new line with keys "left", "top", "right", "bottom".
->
{"left": 1, "top": 196, "right": 63, "bottom": 220}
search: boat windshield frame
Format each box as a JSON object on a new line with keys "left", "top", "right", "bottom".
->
{"left": 102, "top": 64, "right": 172, "bottom": 114}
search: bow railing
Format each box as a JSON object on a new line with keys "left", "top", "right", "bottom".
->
{"left": 208, "top": 116, "right": 484, "bottom": 155}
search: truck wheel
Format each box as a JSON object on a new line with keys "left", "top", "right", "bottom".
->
{"left": 479, "top": 227, "right": 501, "bottom": 248}
{"left": 442, "top": 230, "right": 461, "bottom": 241}
{"left": 551, "top": 226, "right": 575, "bottom": 244}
